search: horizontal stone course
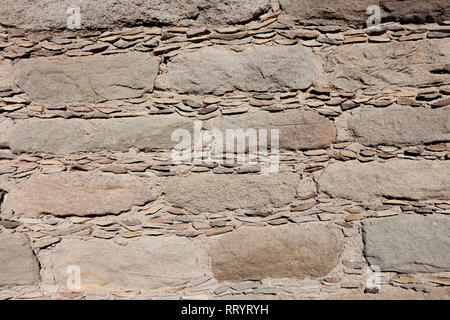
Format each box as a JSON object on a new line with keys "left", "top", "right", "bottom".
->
{"left": 0, "top": 233, "right": 40, "bottom": 286}
{"left": 208, "top": 224, "right": 344, "bottom": 281}
{"left": 52, "top": 237, "right": 208, "bottom": 290}
{"left": 164, "top": 172, "right": 309, "bottom": 214}
{"left": 363, "top": 215, "right": 450, "bottom": 273}
{"left": 348, "top": 106, "right": 450, "bottom": 146}
{"left": 325, "top": 40, "right": 450, "bottom": 91}
{"left": 169, "top": 46, "right": 316, "bottom": 94}
{"left": 2, "top": 172, "right": 158, "bottom": 217}
{"left": 319, "top": 160, "right": 450, "bottom": 201}
{"left": 0, "top": 0, "right": 271, "bottom": 30}
{"left": 9, "top": 115, "right": 193, "bottom": 155}
{"left": 14, "top": 52, "right": 158, "bottom": 103}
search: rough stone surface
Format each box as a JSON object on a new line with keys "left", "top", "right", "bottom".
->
{"left": 280, "top": 0, "right": 450, "bottom": 26}
{"left": 0, "top": 0, "right": 271, "bottom": 30}
{"left": 10, "top": 115, "right": 193, "bottom": 155}
{"left": 280, "top": 0, "right": 376, "bottom": 27}
{"left": 216, "top": 110, "right": 337, "bottom": 151}
{"left": 0, "top": 118, "right": 13, "bottom": 148}
{"left": 0, "top": 233, "right": 40, "bottom": 286}
{"left": 363, "top": 215, "right": 450, "bottom": 273}
{"left": 164, "top": 173, "right": 308, "bottom": 213}
{"left": 169, "top": 46, "right": 316, "bottom": 94}
{"left": 324, "top": 40, "right": 450, "bottom": 91}
{"left": 2, "top": 172, "right": 157, "bottom": 217}
{"left": 208, "top": 224, "right": 344, "bottom": 281}
{"left": 380, "top": 0, "right": 450, "bottom": 24}
{"left": 52, "top": 237, "right": 208, "bottom": 290}
{"left": 14, "top": 53, "right": 159, "bottom": 103}
{"left": 348, "top": 106, "right": 450, "bottom": 146}
{"left": 0, "top": 60, "right": 14, "bottom": 89}
{"left": 319, "top": 160, "right": 450, "bottom": 201}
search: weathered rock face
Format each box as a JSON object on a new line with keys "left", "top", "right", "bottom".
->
{"left": 380, "top": 0, "right": 450, "bottom": 24}
{"left": 0, "top": 118, "right": 13, "bottom": 148}
{"left": 324, "top": 40, "right": 450, "bottom": 91}
{"left": 52, "top": 237, "right": 209, "bottom": 290}
{"left": 363, "top": 215, "right": 450, "bottom": 273}
{"left": 216, "top": 110, "right": 336, "bottom": 151}
{"left": 280, "top": 0, "right": 376, "bottom": 27}
{"left": 0, "top": 233, "right": 40, "bottom": 286}
{"left": 348, "top": 106, "right": 450, "bottom": 146}
{"left": 14, "top": 52, "right": 159, "bottom": 103}
{"left": 2, "top": 172, "right": 158, "bottom": 217}
{"left": 0, "top": 60, "right": 14, "bottom": 90}
{"left": 0, "top": 0, "right": 271, "bottom": 30}
{"left": 164, "top": 173, "right": 307, "bottom": 213}
{"left": 9, "top": 116, "right": 193, "bottom": 155}
{"left": 280, "top": 0, "right": 450, "bottom": 26}
{"left": 169, "top": 46, "right": 316, "bottom": 94}
{"left": 319, "top": 160, "right": 450, "bottom": 201}
{"left": 208, "top": 224, "right": 344, "bottom": 281}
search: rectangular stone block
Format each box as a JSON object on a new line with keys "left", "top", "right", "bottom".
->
{"left": 169, "top": 46, "right": 316, "bottom": 94}
{"left": 0, "top": 0, "right": 271, "bottom": 30}
{"left": 280, "top": 0, "right": 376, "bottom": 27}
{"left": 348, "top": 106, "right": 450, "bottom": 146}
{"left": 363, "top": 215, "right": 450, "bottom": 273}
{"left": 325, "top": 40, "right": 450, "bottom": 91}
{"left": 280, "top": 0, "right": 450, "bottom": 26}
{"left": 215, "top": 110, "right": 336, "bottom": 151}
{"left": 208, "top": 224, "right": 344, "bottom": 281}
{"left": 52, "top": 237, "right": 209, "bottom": 291}
{"left": 319, "top": 160, "right": 450, "bottom": 201}
{"left": 2, "top": 172, "right": 158, "bottom": 217}
{"left": 10, "top": 115, "right": 194, "bottom": 155}
{"left": 164, "top": 173, "right": 312, "bottom": 214}
{"left": 14, "top": 52, "right": 159, "bottom": 103}
{"left": 0, "top": 233, "right": 40, "bottom": 286}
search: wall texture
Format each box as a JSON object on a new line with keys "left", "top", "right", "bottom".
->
{"left": 0, "top": 0, "right": 449, "bottom": 300}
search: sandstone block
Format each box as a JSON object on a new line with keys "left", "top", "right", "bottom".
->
{"left": 319, "top": 160, "right": 450, "bottom": 201}
{"left": 208, "top": 224, "right": 344, "bottom": 281}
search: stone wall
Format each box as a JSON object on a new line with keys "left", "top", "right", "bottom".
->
{"left": 0, "top": 0, "right": 449, "bottom": 300}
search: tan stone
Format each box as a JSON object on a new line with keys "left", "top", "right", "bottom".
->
{"left": 2, "top": 172, "right": 158, "bottom": 217}
{"left": 208, "top": 224, "right": 344, "bottom": 281}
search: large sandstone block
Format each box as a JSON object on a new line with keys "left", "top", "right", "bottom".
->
{"left": 2, "top": 172, "right": 158, "bottom": 217}
{"left": 0, "top": 233, "right": 40, "bottom": 286}
{"left": 348, "top": 106, "right": 450, "bottom": 146}
{"left": 208, "top": 224, "right": 344, "bottom": 281}
{"left": 280, "top": 0, "right": 450, "bottom": 26}
{"left": 215, "top": 110, "right": 336, "bottom": 151}
{"left": 324, "top": 40, "right": 450, "bottom": 91}
{"left": 0, "top": 60, "right": 14, "bottom": 90}
{"left": 169, "top": 46, "right": 316, "bottom": 94}
{"left": 319, "top": 160, "right": 450, "bottom": 201}
{"left": 52, "top": 237, "right": 209, "bottom": 290}
{"left": 363, "top": 215, "right": 450, "bottom": 273}
{"left": 380, "top": 0, "right": 450, "bottom": 24}
{"left": 14, "top": 52, "right": 158, "bottom": 103}
{"left": 280, "top": 0, "right": 376, "bottom": 27}
{"left": 164, "top": 173, "right": 310, "bottom": 214}
{"left": 0, "top": 0, "right": 271, "bottom": 30}
{"left": 0, "top": 118, "right": 13, "bottom": 148}
{"left": 10, "top": 115, "right": 193, "bottom": 155}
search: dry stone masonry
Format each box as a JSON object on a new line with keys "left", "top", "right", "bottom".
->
{"left": 0, "top": 0, "right": 449, "bottom": 300}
